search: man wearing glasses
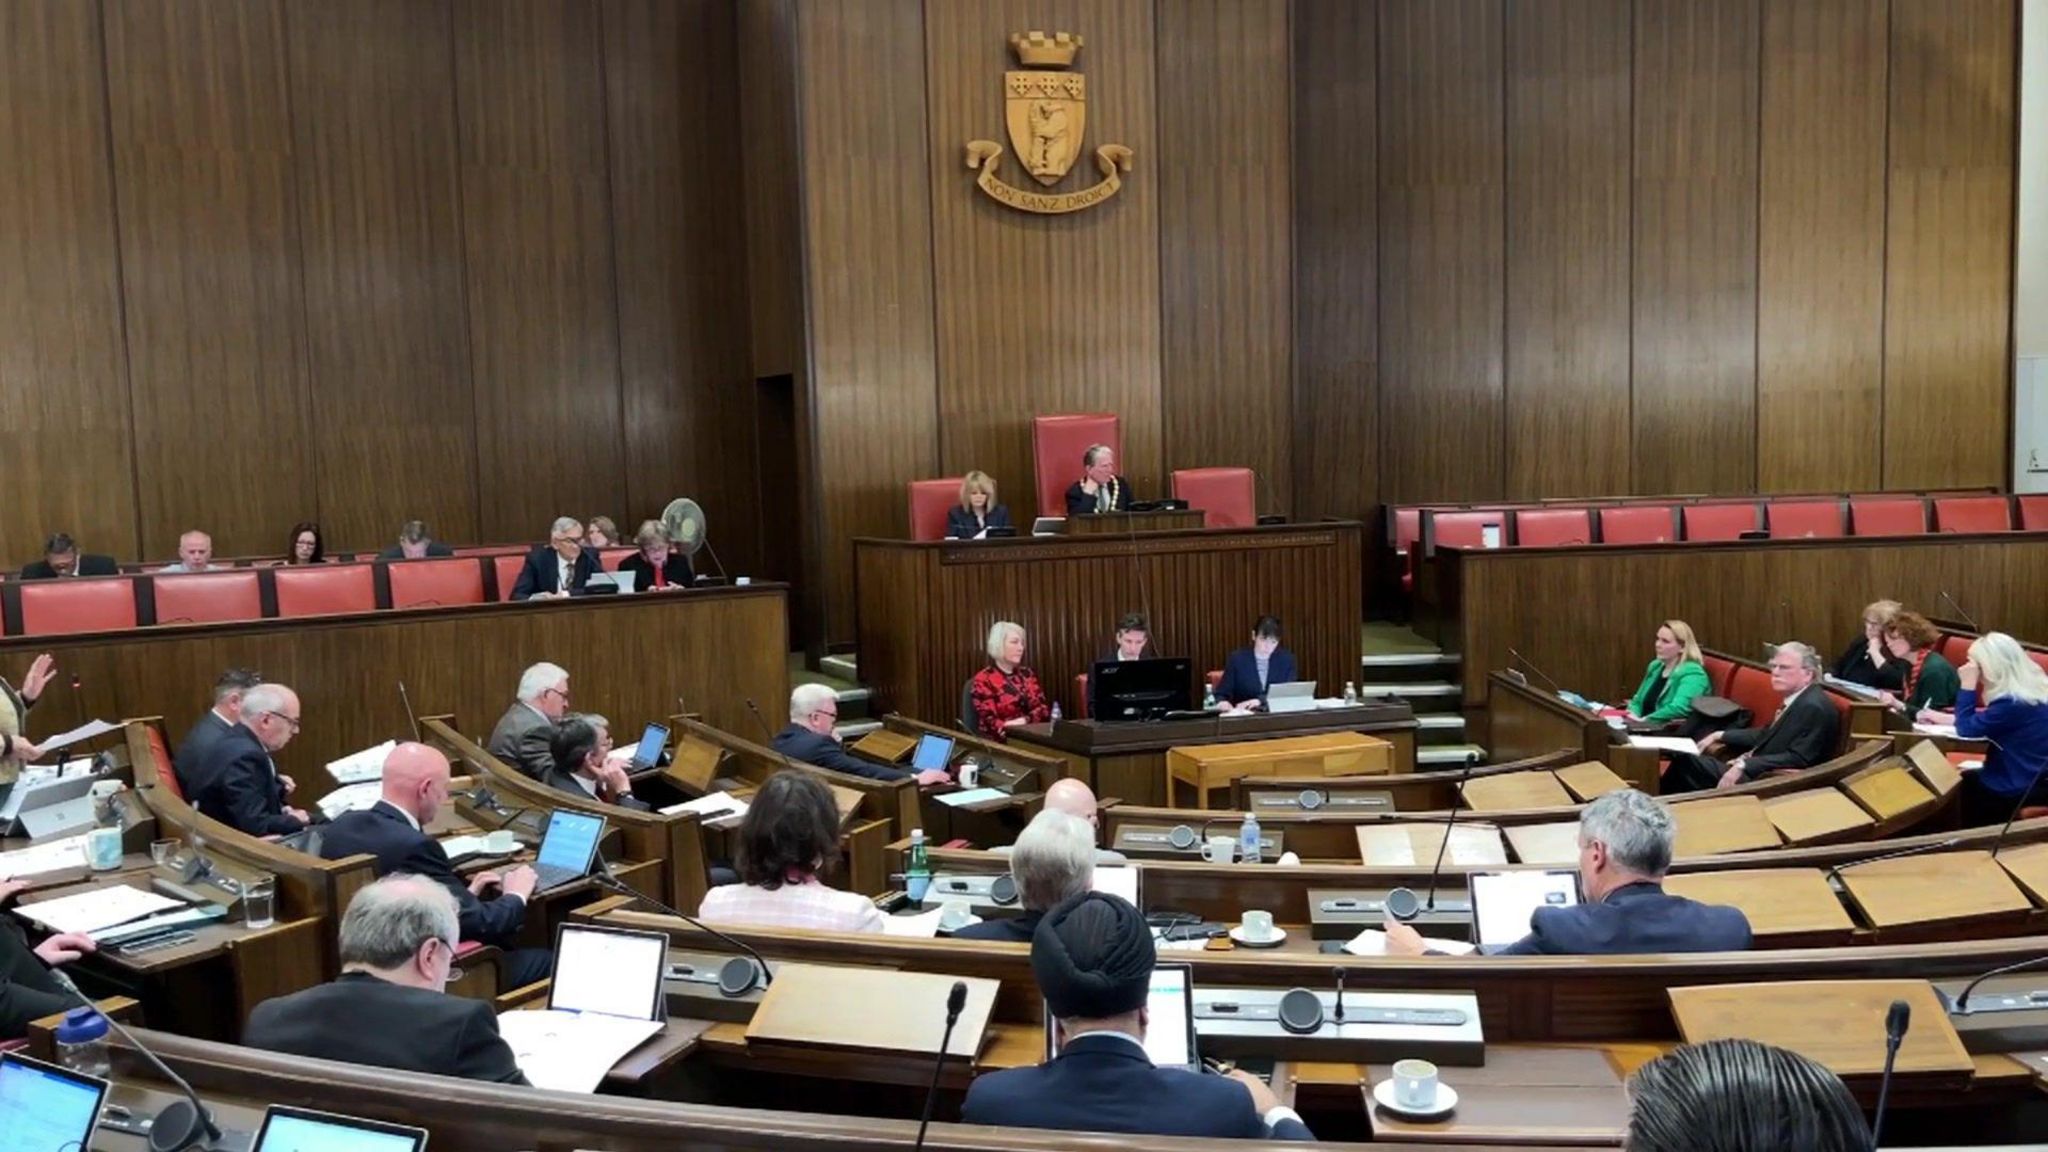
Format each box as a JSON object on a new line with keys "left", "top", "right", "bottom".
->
{"left": 186, "top": 682, "right": 311, "bottom": 836}
{"left": 772, "top": 683, "right": 950, "bottom": 785}
{"left": 1661, "top": 641, "right": 1839, "bottom": 793}
{"left": 508, "top": 516, "right": 599, "bottom": 601}
{"left": 489, "top": 662, "right": 572, "bottom": 781}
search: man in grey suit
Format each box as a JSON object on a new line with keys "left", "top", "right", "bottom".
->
{"left": 487, "top": 662, "right": 569, "bottom": 781}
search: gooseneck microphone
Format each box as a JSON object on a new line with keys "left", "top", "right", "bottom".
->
{"left": 745, "top": 698, "right": 813, "bottom": 779}
{"left": 49, "top": 970, "right": 223, "bottom": 1151}
{"left": 591, "top": 861, "right": 773, "bottom": 995}
{"left": 1505, "top": 647, "right": 1565, "bottom": 696}
{"left": 1331, "top": 967, "right": 1347, "bottom": 1024}
{"left": 1870, "top": 999, "right": 1910, "bottom": 1151}
{"left": 913, "top": 980, "right": 971, "bottom": 1152}
{"left": 1986, "top": 753, "right": 2042, "bottom": 861}
{"left": 1385, "top": 756, "right": 1482, "bottom": 921}
{"left": 1943, "top": 951, "right": 2048, "bottom": 1015}
{"left": 1939, "top": 589, "right": 1981, "bottom": 634}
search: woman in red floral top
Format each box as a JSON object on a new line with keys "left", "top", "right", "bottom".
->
{"left": 970, "top": 620, "right": 1051, "bottom": 741}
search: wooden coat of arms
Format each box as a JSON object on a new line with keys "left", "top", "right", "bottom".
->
{"left": 965, "top": 31, "right": 1132, "bottom": 214}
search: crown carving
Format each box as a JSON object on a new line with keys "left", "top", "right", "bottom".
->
{"left": 1010, "top": 30, "right": 1082, "bottom": 68}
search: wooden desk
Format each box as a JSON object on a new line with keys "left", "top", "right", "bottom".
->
{"left": 1838, "top": 850, "right": 2035, "bottom": 940}
{"left": 1841, "top": 759, "right": 1939, "bottom": 824}
{"left": 1366, "top": 1045, "right": 1630, "bottom": 1145}
{"left": 1484, "top": 675, "right": 1618, "bottom": 768}
{"left": 1554, "top": 761, "right": 1630, "bottom": 802}
{"left": 1165, "top": 732, "right": 1393, "bottom": 809}
{"left": 852, "top": 522, "right": 1365, "bottom": 725}
{"left": 1062, "top": 509, "right": 1207, "bottom": 534}
{"left": 1995, "top": 841, "right": 2048, "bottom": 905}
{"left": 1669, "top": 795, "right": 1782, "bottom": 858}
{"left": 1460, "top": 770, "right": 1574, "bottom": 813}
{"left": 1660, "top": 868, "right": 1857, "bottom": 947}
{"left": 1667, "top": 980, "right": 1974, "bottom": 1088}
{"left": 1014, "top": 706, "right": 1416, "bottom": 808}
{"left": 1502, "top": 823, "right": 1581, "bottom": 866}
{"left": 1761, "top": 789, "right": 1876, "bottom": 846}
{"left": 1357, "top": 824, "right": 1508, "bottom": 868}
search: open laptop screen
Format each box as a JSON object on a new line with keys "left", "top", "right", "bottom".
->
{"left": 550, "top": 922, "right": 669, "bottom": 1021}
{"left": 0, "top": 1052, "right": 107, "bottom": 1152}
{"left": 1045, "top": 963, "right": 1197, "bottom": 1070}
{"left": 253, "top": 1105, "right": 427, "bottom": 1152}
{"left": 1469, "top": 869, "right": 1581, "bottom": 950}
{"left": 536, "top": 809, "right": 605, "bottom": 875}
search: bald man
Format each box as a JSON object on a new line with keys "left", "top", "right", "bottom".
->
{"left": 185, "top": 682, "right": 308, "bottom": 836}
{"left": 994, "top": 777, "right": 1128, "bottom": 866}
{"left": 318, "top": 743, "right": 552, "bottom": 990}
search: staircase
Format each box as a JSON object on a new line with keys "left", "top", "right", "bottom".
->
{"left": 1355, "top": 630, "right": 1483, "bottom": 767}
{"left": 817, "top": 653, "right": 881, "bottom": 740}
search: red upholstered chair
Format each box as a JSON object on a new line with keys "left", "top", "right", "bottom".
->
{"left": 1171, "top": 467, "right": 1256, "bottom": 529}
{"left": 1938, "top": 634, "right": 1974, "bottom": 668}
{"left": 909, "top": 478, "right": 965, "bottom": 542}
{"left": 455, "top": 545, "right": 526, "bottom": 557}
{"left": 388, "top": 559, "right": 486, "bottom": 610}
{"left": 145, "top": 725, "right": 185, "bottom": 803}
{"left": 2018, "top": 495, "right": 2048, "bottom": 531}
{"left": 1931, "top": 495, "right": 2013, "bottom": 534}
{"left": 1422, "top": 509, "right": 1508, "bottom": 555}
{"left": 2029, "top": 649, "right": 2048, "bottom": 680}
{"left": 274, "top": 564, "right": 376, "bottom": 618}
{"left": 1074, "top": 673, "right": 1090, "bottom": 718}
{"left": 151, "top": 571, "right": 262, "bottom": 626}
{"left": 599, "top": 547, "right": 635, "bottom": 572}
{"left": 19, "top": 577, "right": 138, "bottom": 636}
{"left": 1511, "top": 508, "right": 1591, "bottom": 547}
{"left": 1765, "top": 499, "right": 1845, "bottom": 539}
{"left": 1725, "top": 665, "right": 1781, "bottom": 729}
{"left": 1683, "top": 502, "right": 1759, "bottom": 541}
{"left": 492, "top": 554, "right": 528, "bottom": 602}
{"left": 1032, "top": 413, "right": 1121, "bottom": 519}
{"left": 1701, "top": 654, "right": 1738, "bottom": 696}
{"left": 1848, "top": 496, "right": 1927, "bottom": 536}
{"left": 1597, "top": 505, "right": 1679, "bottom": 545}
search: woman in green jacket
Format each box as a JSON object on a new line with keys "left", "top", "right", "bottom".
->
{"left": 1628, "top": 620, "right": 1710, "bottom": 725}
{"left": 1878, "top": 610, "right": 1960, "bottom": 715}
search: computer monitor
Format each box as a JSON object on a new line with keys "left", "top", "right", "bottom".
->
{"left": 911, "top": 733, "right": 955, "bottom": 773}
{"left": 1088, "top": 658, "right": 1194, "bottom": 722}
{"left": 0, "top": 1052, "right": 107, "bottom": 1152}
{"left": 1045, "top": 963, "right": 1198, "bottom": 1070}
{"left": 252, "top": 1105, "right": 428, "bottom": 1152}
{"left": 550, "top": 922, "right": 669, "bottom": 1021}
{"left": 630, "top": 722, "right": 670, "bottom": 771}
{"left": 536, "top": 809, "right": 605, "bottom": 876}
{"left": 1468, "top": 869, "right": 1581, "bottom": 951}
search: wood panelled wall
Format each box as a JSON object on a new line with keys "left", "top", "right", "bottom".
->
{"left": 786, "top": 0, "right": 2017, "bottom": 648}
{"left": 0, "top": 0, "right": 763, "bottom": 569}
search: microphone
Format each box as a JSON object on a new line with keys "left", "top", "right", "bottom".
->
{"left": 745, "top": 699, "right": 815, "bottom": 778}
{"left": 48, "top": 970, "right": 224, "bottom": 1151}
{"left": 1505, "top": 648, "right": 1565, "bottom": 696}
{"left": 1385, "top": 756, "right": 1483, "bottom": 920}
{"left": 1939, "top": 589, "right": 1981, "bottom": 634}
{"left": 397, "top": 680, "right": 420, "bottom": 742}
{"left": 590, "top": 862, "right": 773, "bottom": 994}
{"left": 914, "top": 980, "right": 971, "bottom": 1152}
{"left": 1980, "top": 740, "right": 2036, "bottom": 861}
{"left": 1942, "top": 951, "right": 2048, "bottom": 1014}
{"left": 1870, "top": 999, "right": 1910, "bottom": 1151}
{"left": 699, "top": 539, "right": 731, "bottom": 584}
{"left": 1332, "top": 967, "right": 1347, "bottom": 1024}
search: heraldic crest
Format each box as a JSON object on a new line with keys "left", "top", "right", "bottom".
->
{"left": 964, "top": 31, "right": 1133, "bottom": 214}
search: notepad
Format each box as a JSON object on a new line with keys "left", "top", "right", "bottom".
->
{"left": 660, "top": 793, "right": 748, "bottom": 827}
{"left": 494, "top": 1010, "right": 662, "bottom": 1093}
{"left": 934, "top": 787, "right": 1007, "bottom": 808}
{"left": 19, "top": 886, "right": 184, "bottom": 936}
{"left": 0, "top": 834, "right": 90, "bottom": 880}
{"left": 325, "top": 741, "right": 395, "bottom": 785}
{"left": 317, "top": 781, "right": 384, "bottom": 820}
{"left": 1341, "top": 928, "right": 1477, "bottom": 957}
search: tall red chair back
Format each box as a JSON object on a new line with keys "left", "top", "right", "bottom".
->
{"left": 388, "top": 559, "right": 486, "bottom": 610}
{"left": 1764, "top": 499, "right": 1845, "bottom": 539}
{"left": 152, "top": 571, "right": 263, "bottom": 626}
{"left": 1682, "top": 502, "right": 1759, "bottom": 541}
{"left": 1423, "top": 510, "right": 1508, "bottom": 554}
{"left": 1511, "top": 508, "right": 1592, "bottom": 547}
{"left": 492, "top": 554, "right": 528, "bottom": 602}
{"left": 1597, "top": 505, "right": 1679, "bottom": 545}
{"left": 909, "top": 478, "right": 965, "bottom": 542}
{"left": 1171, "top": 467, "right": 1256, "bottom": 529}
{"left": 1847, "top": 496, "right": 1927, "bottom": 536}
{"left": 1931, "top": 495, "right": 2013, "bottom": 534}
{"left": 19, "top": 577, "right": 138, "bottom": 636}
{"left": 1032, "top": 413, "right": 1121, "bottom": 520}
{"left": 274, "top": 564, "right": 376, "bottom": 618}
{"left": 2018, "top": 495, "right": 2048, "bottom": 531}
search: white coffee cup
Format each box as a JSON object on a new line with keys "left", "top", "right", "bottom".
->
{"left": 1200, "top": 835, "right": 1235, "bottom": 864}
{"left": 483, "top": 829, "right": 517, "bottom": 855}
{"left": 1239, "top": 909, "right": 1275, "bottom": 941}
{"left": 1391, "top": 1058, "right": 1439, "bottom": 1110}
{"left": 958, "top": 762, "right": 980, "bottom": 788}
{"left": 939, "top": 899, "right": 973, "bottom": 930}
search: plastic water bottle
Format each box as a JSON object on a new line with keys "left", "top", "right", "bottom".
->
{"left": 1050, "top": 701, "right": 1063, "bottom": 723}
{"left": 55, "top": 1008, "right": 110, "bottom": 1078}
{"left": 1343, "top": 681, "right": 1358, "bottom": 705}
{"left": 905, "top": 828, "right": 931, "bottom": 902}
{"left": 1203, "top": 683, "right": 1218, "bottom": 710}
{"left": 1238, "top": 811, "right": 1263, "bottom": 865}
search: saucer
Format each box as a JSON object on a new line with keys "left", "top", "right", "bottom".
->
{"left": 1372, "top": 1079, "right": 1457, "bottom": 1120}
{"left": 1227, "top": 925, "right": 1287, "bottom": 948}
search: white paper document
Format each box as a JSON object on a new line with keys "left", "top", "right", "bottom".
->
{"left": 1913, "top": 722, "right": 1959, "bottom": 738}
{"left": 494, "top": 1009, "right": 662, "bottom": 1093}
{"left": 660, "top": 793, "right": 748, "bottom": 827}
{"left": 438, "top": 835, "right": 500, "bottom": 860}
{"left": 882, "top": 906, "right": 948, "bottom": 938}
{"left": 34, "top": 720, "right": 120, "bottom": 755}
{"left": 1341, "top": 928, "right": 1477, "bottom": 957}
{"left": 0, "top": 834, "right": 90, "bottom": 880}
{"left": 1627, "top": 735, "right": 1700, "bottom": 754}
{"left": 934, "top": 787, "right": 1007, "bottom": 808}
{"left": 325, "top": 741, "right": 396, "bottom": 785}
{"left": 19, "top": 885, "right": 184, "bottom": 935}
{"left": 317, "top": 781, "right": 385, "bottom": 820}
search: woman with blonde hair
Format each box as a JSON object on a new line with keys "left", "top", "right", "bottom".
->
{"left": 1923, "top": 632, "right": 2048, "bottom": 825}
{"left": 1626, "top": 621, "right": 1709, "bottom": 726}
{"left": 947, "top": 471, "right": 1013, "bottom": 539}
{"left": 969, "top": 621, "right": 1049, "bottom": 741}
{"left": 1830, "top": 599, "right": 1906, "bottom": 690}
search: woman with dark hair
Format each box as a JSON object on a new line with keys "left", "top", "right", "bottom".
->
{"left": 1875, "top": 609, "right": 1958, "bottom": 715}
{"left": 1216, "top": 616, "right": 1297, "bottom": 711}
{"left": 286, "top": 522, "right": 325, "bottom": 565}
{"left": 696, "top": 770, "right": 883, "bottom": 933}
{"left": 1624, "top": 1038, "right": 1865, "bottom": 1152}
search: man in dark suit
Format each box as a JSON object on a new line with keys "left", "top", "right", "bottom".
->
{"left": 541, "top": 715, "right": 649, "bottom": 811}
{"left": 1100, "top": 611, "right": 1156, "bottom": 663}
{"left": 317, "top": 743, "right": 550, "bottom": 989}
{"left": 962, "top": 892, "right": 1313, "bottom": 1140}
{"left": 244, "top": 874, "right": 529, "bottom": 1084}
{"left": 377, "top": 519, "right": 454, "bottom": 561}
{"left": 172, "top": 668, "right": 263, "bottom": 792}
{"left": 1384, "top": 789, "right": 1751, "bottom": 956}
{"left": 184, "top": 683, "right": 309, "bottom": 837}
{"left": 1663, "top": 642, "right": 1839, "bottom": 794}
{"left": 487, "top": 662, "right": 569, "bottom": 781}
{"left": 1064, "top": 445, "right": 1132, "bottom": 516}
{"left": 0, "top": 881, "right": 96, "bottom": 1037}
{"left": 1216, "top": 615, "right": 1298, "bottom": 709}
{"left": 954, "top": 811, "right": 1094, "bottom": 943}
{"left": 18, "top": 533, "right": 117, "bottom": 580}
{"left": 509, "top": 517, "right": 599, "bottom": 600}
{"left": 773, "top": 684, "right": 950, "bottom": 786}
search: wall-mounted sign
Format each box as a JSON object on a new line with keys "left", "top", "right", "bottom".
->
{"left": 963, "top": 31, "right": 1132, "bottom": 215}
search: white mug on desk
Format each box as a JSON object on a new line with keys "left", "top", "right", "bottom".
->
{"left": 958, "top": 762, "right": 980, "bottom": 788}
{"left": 1200, "top": 835, "right": 1235, "bottom": 864}
{"left": 1391, "top": 1059, "right": 1438, "bottom": 1110}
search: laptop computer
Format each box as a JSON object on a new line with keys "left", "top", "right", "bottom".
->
{"left": 629, "top": 722, "right": 670, "bottom": 773}
{"left": 1468, "top": 869, "right": 1581, "bottom": 952}
{"left": 910, "top": 732, "right": 954, "bottom": 774}
{"left": 252, "top": 1105, "right": 427, "bottom": 1152}
{"left": 1265, "top": 681, "right": 1318, "bottom": 714}
{"left": 531, "top": 808, "right": 607, "bottom": 892}
{"left": 550, "top": 922, "right": 669, "bottom": 1022}
{"left": 0, "top": 1051, "right": 108, "bottom": 1152}
{"left": 1045, "top": 962, "right": 1198, "bottom": 1070}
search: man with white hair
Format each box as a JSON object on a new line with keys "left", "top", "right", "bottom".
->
{"left": 244, "top": 874, "right": 529, "bottom": 1083}
{"left": 1384, "top": 790, "right": 1750, "bottom": 956}
{"left": 488, "top": 662, "right": 570, "bottom": 780}
{"left": 772, "top": 683, "right": 950, "bottom": 785}
{"left": 1663, "top": 641, "right": 1839, "bottom": 793}
{"left": 955, "top": 811, "right": 1096, "bottom": 942}
{"left": 185, "top": 682, "right": 309, "bottom": 836}
{"left": 509, "top": 516, "right": 597, "bottom": 600}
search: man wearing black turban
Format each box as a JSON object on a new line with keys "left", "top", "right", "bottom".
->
{"left": 960, "top": 892, "right": 1315, "bottom": 1140}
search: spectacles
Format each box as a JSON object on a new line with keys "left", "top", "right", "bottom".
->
{"left": 811, "top": 708, "right": 838, "bottom": 722}
{"left": 545, "top": 686, "right": 572, "bottom": 703}
{"left": 265, "top": 711, "right": 301, "bottom": 733}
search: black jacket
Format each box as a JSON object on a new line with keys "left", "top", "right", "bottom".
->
{"left": 377, "top": 542, "right": 454, "bottom": 560}
{"left": 1064, "top": 477, "right": 1132, "bottom": 516}
{"left": 1492, "top": 881, "right": 1751, "bottom": 955}
{"left": 771, "top": 723, "right": 909, "bottom": 783}
{"left": 172, "top": 710, "right": 237, "bottom": 792}
{"left": 508, "top": 544, "right": 599, "bottom": 601}
{"left": 244, "top": 971, "right": 529, "bottom": 1085}
{"left": 618, "top": 551, "right": 695, "bottom": 590}
{"left": 945, "top": 505, "right": 1014, "bottom": 539}
{"left": 1723, "top": 683, "right": 1840, "bottom": 779}
{"left": 0, "top": 918, "right": 72, "bottom": 1038}
{"left": 962, "top": 1032, "right": 1312, "bottom": 1140}
{"left": 950, "top": 909, "right": 1043, "bottom": 943}
{"left": 1831, "top": 636, "right": 1909, "bottom": 692}
{"left": 317, "top": 801, "right": 526, "bottom": 946}
{"left": 19, "top": 555, "right": 118, "bottom": 579}
{"left": 184, "top": 723, "right": 304, "bottom": 837}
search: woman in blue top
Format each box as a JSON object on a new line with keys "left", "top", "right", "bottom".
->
{"left": 1626, "top": 620, "right": 1711, "bottom": 727}
{"left": 1921, "top": 632, "right": 2048, "bottom": 826}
